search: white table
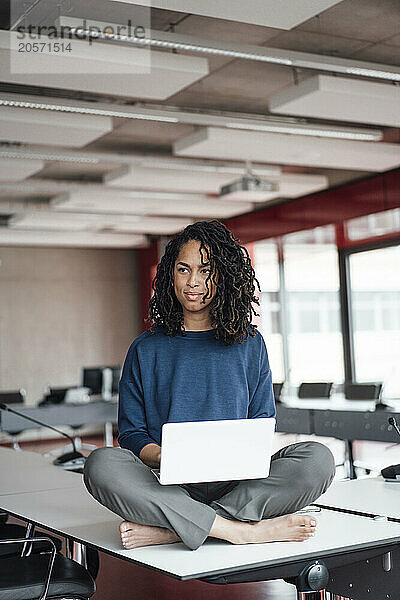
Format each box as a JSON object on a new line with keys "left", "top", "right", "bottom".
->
{"left": 316, "top": 476, "right": 400, "bottom": 522}
{"left": 1, "top": 480, "right": 400, "bottom": 581}
{"left": 1, "top": 475, "right": 400, "bottom": 598}
{"left": 3, "top": 448, "right": 400, "bottom": 598}
{"left": 0, "top": 447, "right": 82, "bottom": 495}
{"left": 281, "top": 397, "right": 379, "bottom": 412}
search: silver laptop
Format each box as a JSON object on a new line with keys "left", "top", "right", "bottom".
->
{"left": 152, "top": 417, "right": 275, "bottom": 485}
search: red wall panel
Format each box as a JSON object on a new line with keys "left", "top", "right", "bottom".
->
{"left": 138, "top": 241, "right": 158, "bottom": 331}
{"left": 384, "top": 170, "right": 400, "bottom": 209}
{"left": 225, "top": 171, "right": 394, "bottom": 244}
{"left": 138, "top": 169, "right": 400, "bottom": 327}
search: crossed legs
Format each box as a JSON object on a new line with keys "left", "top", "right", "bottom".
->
{"left": 84, "top": 442, "right": 335, "bottom": 551}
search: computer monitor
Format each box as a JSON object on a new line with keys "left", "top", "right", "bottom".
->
{"left": 272, "top": 382, "right": 284, "bottom": 403}
{"left": 82, "top": 366, "right": 121, "bottom": 396}
{"left": 82, "top": 368, "right": 103, "bottom": 395}
{"left": 111, "top": 366, "right": 121, "bottom": 394}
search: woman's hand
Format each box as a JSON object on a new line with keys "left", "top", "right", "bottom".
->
{"left": 139, "top": 443, "right": 161, "bottom": 468}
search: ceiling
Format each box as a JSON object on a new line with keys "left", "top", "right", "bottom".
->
{"left": 0, "top": 0, "right": 399, "bottom": 248}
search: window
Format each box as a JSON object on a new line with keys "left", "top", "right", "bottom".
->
{"left": 254, "top": 226, "right": 344, "bottom": 387}
{"left": 349, "top": 244, "right": 400, "bottom": 397}
{"left": 253, "top": 241, "right": 284, "bottom": 382}
{"left": 283, "top": 226, "right": 344, "bottom": 386}
{"left": 346, "top": 208, "right": 400, "bottom": 241}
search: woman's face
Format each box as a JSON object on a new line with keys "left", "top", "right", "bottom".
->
{"left": 173, "top": 240, "right": 217, "bottom": 316}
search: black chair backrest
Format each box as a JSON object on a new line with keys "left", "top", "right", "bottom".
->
{"left": 0, "top": 391, "right": 25, "bottom": 405}
{"left": 273, "top": 383, "right": 284, "bottom": 402}
{"left": 298, "top": 382, "right": 333, "bottom": 399}
{"left": 344, "top": 382, "right": 383, "bottom": 400}
{"left": 48, "top": 387, "right": 71, "bottom": 403}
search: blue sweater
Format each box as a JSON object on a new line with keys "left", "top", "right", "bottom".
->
{"left": 118, "top": 328, "right": 275, "bottom": 457}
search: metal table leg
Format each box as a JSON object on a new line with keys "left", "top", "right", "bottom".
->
{"left": 104, "top": 421, "right": 114, "bottom": 447}
{"left": 69, "top": 540, "right": 88, "bottom": 568}
{"left": 344, "top": 439, "right": 356, "bottom": 479}
{"left": 21, "top": 522, "right": 35, "bottom": 557}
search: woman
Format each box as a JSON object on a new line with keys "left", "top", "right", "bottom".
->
{"left": 84, "top": 221, "right": 335, "bottom": 551}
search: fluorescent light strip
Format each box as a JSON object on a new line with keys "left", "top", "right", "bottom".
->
{"left": 345, "top": 67, "right": 400, "bottom": 81}
{"left": 0, "top": 150, "right": 99, "bottom": 164}
{"left": 0, "top": 148, "right": 281, "bottom": 176}
{"left": 0, "top": 96, "right": 382, "bottom": 143}
{"left": 68, "top": 28, "right": 293, "bottom": 66}
{"left": 0, "top": 181, "right": 208, "bottom": 200}
{"left": 66, "top": 27, "right": 400, "bottom": 82}
{"left": 226, "top": 122, "right": 381, "bottom": 141}
{"left": 0, "top": 99, "right": 179, "bottom": 123}
{"left": 140, "top": 161, "right": 281, "bottom": 176}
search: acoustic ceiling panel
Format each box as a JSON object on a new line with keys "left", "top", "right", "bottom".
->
{"left": 0, "top": 106, "right": 112, "bottom": 148}
{"left": 112, "top": 0, "right": 343, "bottom": 29}
{"left": 105, "top": 165, "right": 328, "bottom": 198}
{"left": 51, "top": 193, "right": 253, "bottom": 219}
{"left": 174, "top": 127, "right": 400, "bottom": 172}
{"left": 269, "top": 75, "right": 400, "bottom": 128}
{"left": 108, "top": 216, "right": 192, "bottom": 235}
{"left": 0, "top": 31, "right": 209, "bottom": 100}
{"left": 9, "top": 212, "right": 192, "bottom": 236}
{"left": 9, "top": 212, "right": 115, "bottom": 232}
{"left": 0, "top": 230, "right": 147, "bottom": 248}
{"left": 0, "top": 158, "right": 44, "bottom": 181}
{"left": 275, "top": 173, "right": 328, "bottom": 197}
{"left": 105, "top": 165, "right": 241, "bottom": 194}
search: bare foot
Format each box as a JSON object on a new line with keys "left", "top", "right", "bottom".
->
{"left": 210, "top": 513, "right": 317, "bottom": 545}
{"left": 119, "top": 521, "right": 180, "bottom": 549}
{"left": 233, "top": 514, "right": 317, "bottom": 544}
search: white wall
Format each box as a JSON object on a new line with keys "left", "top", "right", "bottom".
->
{"left": 0, "top": 246, "right": 140, "bottom": 404}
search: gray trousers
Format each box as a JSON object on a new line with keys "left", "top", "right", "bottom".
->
{"left": 84, "top": 441, "right": 335, "bottom": 550}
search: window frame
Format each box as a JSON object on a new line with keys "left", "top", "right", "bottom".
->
{"left": 339, "top": 235, "right": 400, "bottom": 385}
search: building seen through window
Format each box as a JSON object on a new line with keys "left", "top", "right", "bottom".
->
{"left": 282, "top": 226, "right": 343, "bottom": 387}
{"left": 254, "top": 223, "right": 400, "bottom": 398}
{"left": 349, "top": 245, "right": 400, "bottom": 398}
{"left": 254, "top": 225, "right": 343, "bottom": 389}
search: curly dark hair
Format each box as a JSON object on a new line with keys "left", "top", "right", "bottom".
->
{"left": 147, "top": 220, "right": 260, "bottom": 345}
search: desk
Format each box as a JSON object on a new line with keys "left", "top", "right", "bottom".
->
{"left": 0, "top": 399, "right": 118, "bottom": 446}
{"left": 1, "top": 482, "right": 400, "bottom": 582}
{"left": 277, "top": 397, "right": 400, "bottom": 442}
{"left": 2, "top": 449, "right": 400, "bottom": 598}
{"left": 316, "top": 476, "right": 400, "bottom": 522}
{"left": 0, "top": 446, "right": 81, "bottom": 495}
{"left": 276, "top": 397, "right": 400, "bottom": 479}
{"left": 314, "top": 476, "right": 400, "bottom": 598}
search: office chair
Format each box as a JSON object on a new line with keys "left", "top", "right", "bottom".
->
{"left": 0, "top": 390, "right": 26, "bottom": 450}
{"left": 0, "top": 515, "right": 99, "bottom": 581}
{"left": 0, "top": 516, "right": 62, "bottom": 559}
{"left": 0, "top": 537, "right": 95, "bottom": 600}
{"left": 341, "top": 383, "right": 383, "bottom": 478}
{"left": 344, "top": 382, "right": 384, "bottom": 477}
{"left": 272, "top": 382, "right": 284, "bottom": 403}
{"left": 344, "top": 382, "right": 383, "bottom": 400}
{"left": 39, "top": 387, "right": 71, "bottom": 407}
{"left": 298, "top": 382, "right": 333, "bottom": 399}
